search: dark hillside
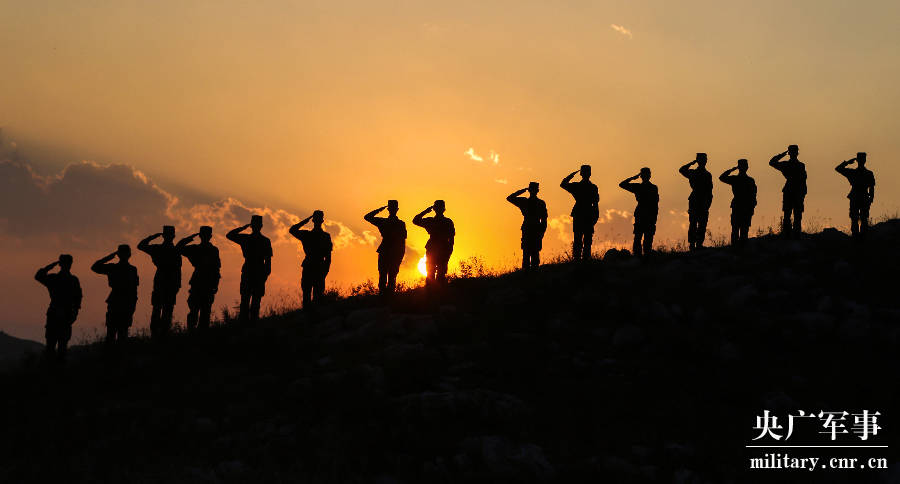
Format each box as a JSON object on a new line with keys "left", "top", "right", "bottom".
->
{"left": 2, "top": 222, "right": 899, "bottom": 483}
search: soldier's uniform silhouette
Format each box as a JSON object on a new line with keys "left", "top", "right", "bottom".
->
{"left": 177, "top": 226, "right": 221, "bottom": 331}
{"left": 560, "top": 165, "right": 599, "bottom": 261}
{"left": 719, "top": 159, "right": 757, "bottom": 247}
{"left": 138, "top": 225, "right": 181, "bottom": 339}
{"left": 769, "top": 145, "right": 807, "bottom": 238}
{"left": 835, "top": 152, "right": 875, "bottom": 238}
{"left": 290, "top": 210, "right": 333, "bottom": 308}
{"left": 35, "top": 254, "right": 82, "bottom": 361}
{"left": 92, "top": 245, "right": 139, "bottom": 343}
{"left": 364, "top": 200, "right": 407, "bottom": 294}
{"left": 507, "top": 182, "right": 548, "bottom": 270}
{"left": 413, "top": 200, "right": 455, "bottom": 287}
{"left": 679, "top": 153, "right": 714, "bottom": 250}
{"left": 227, "top": 215, "right": 272, "bottom": 325}
{"left": 619, "top": 168, "right": 659, "bottom": 257}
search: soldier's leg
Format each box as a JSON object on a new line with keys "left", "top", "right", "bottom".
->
{"left": 425, "top": 252, "right": 436, "bottom": 287}
{"left": 186, "top": 293, "right": 200, "bottom": 331}
{"left": 249, "top": 295, "right": 261, "bottom": 324}
{"left": 793, "top": 203, "right": 803, "bottom": 238}
{"left": 238, "top": 276, "right": 251, "bottom": 324}
{"left": 860, "top": 203, "right": 870, "bottom": 236}
{"left": 199, "top": 292, "right": 213, "bottom": 330}
{"left": 45, "top": 322, "right": 57, "bottom": 357}
{"left": 582, "top": 231, "right": 593, "bottom": 261}
{"left": 386, "top": 263, "right": 399, "bottom": 293}
{"left": 377, "top": 254, "right": 388, "bottom": 293}
{"left": 161, "top": 301, "right": 175, "bottom": 336}
{"left": 315, "top": 278, "right": 325, "bottom": 302}
{"left": 436, "top": 256, "right": 449, "bottom": 285}
{"left": 697, "top": 210, "right": 709, "bottom": 247}
{"left": 643, "top": 225, "right": 656, "bottom": 255}
{"left": 58, "top": 325, "right": 71, "bottom": 361}
{"left": 687, "top": 210, "right": 697, "bottom": 249}
{"left": 572, "top": 227, "right": 583, "bottom": 262}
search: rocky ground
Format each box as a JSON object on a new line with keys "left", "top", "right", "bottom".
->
{"left": 2, "top": 222, "right": 899, "bottom": 483}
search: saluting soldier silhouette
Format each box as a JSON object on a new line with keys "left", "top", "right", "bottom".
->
{"left": 506, "top": 182, "right": 548, "bottom": 270}
{"left": 836, "top": 152, "right": 875, "bottom": 239}
{"left": 364, "top": 200, "right": 407, "bottom": 294}
{"left": 290, "top": 210, "right": 333, "bottom": 308}
{"left": 138, "top": 225, "right": 182, "bottom": 339}
{"left": 413, "top": 200, "right": 455, "bottom": 288}
{"left": 769, "top": 145, "right": 807, "bottom": 238}
{"left": 679, "top": 153, "right": 714, "bottom": 250}
{"left": 92, "top": 244, "right": 139, "bottom": 344}
{"left": 176, "top": 225, "right": 221, "bottom": 331}
{"left": 35, "top": 254, "right": 82, "bottom": 361}
{"left": 619, "top": 167, "right": 659, "bottom": 257}
{"left": 560, "top": 165, "right": 599, "bottom": 261}
{"left": 719, "top": 159, "right": 757, "bottom": 247}
{"left": 227, "top": 215, "right": 272, "bottom": 325}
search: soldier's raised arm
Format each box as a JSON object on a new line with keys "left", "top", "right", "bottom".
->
{"left": 679, "top": 160, "right": 696, "bottom": 179}
{"left": 506, "top": 188, "right": 527, "bottom": 204}
{"left": 619, "top": 174, "right": 640, "bottom": 191}
{"left": 289, "top": 215, "right": 313, "bottom": 240}
{"left": 226, "top": 224, "right": 249, "bottom": 243}
{"left": 35, "top": 261, "right": 57, "bottom": 284}
{"left": 176, "top": 233, "right": 198, "bottom": 251}
{"left": 769, "top": 150, "right": 788, "bottom": 168}
{"left": 560, "top": 170, "right": 578, "bottom": 190}
{"left": 412, "top": 206, "right": 432, "bottom": 227}
{"left": 719, "top": 167, "right": 737, "bottom": 183}
{"left": 364, "top": 206, "right": 386, "bottom": 225}
{"left": 91, "top": 252, "right": 117, "bottom": 274}
{"left": 835, "top": 158, "right": 855, "bottom": 177}
{"left": 137, "top": 232, "right": 161, "bottom": 253}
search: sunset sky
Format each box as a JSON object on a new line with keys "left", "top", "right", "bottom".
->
{"left": 2, "top": 0, "right": 899, "bottom": 341}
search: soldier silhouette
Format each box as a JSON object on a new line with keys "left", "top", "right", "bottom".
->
{"left": 364, "top": 201, "right": 407, "bottom": 294}
{"left": 719, "top": 159, "right": 757, "bottom": 247}
{"left": 138, "top": 225, "right": 182, "bottom": 339}
{"left": 413, "top": 200, "right": 455, "bottom": 288}
{"left": 506, "top": 182, "right": 548, "bottom": 270}
{"left": 92, "top": 245, "right": 139, "bottom": 344}
{"left": 177, "top": 226, "right": 221, "bottom": 331}
{"left": 835, "top": 152, "right": 875, "bottom": 239}
{"left": 227, "top": 215, "right": 272, "bottom": 325}
{"left": 289, "top": 210, "right": 333, "bottom": 308}
{"left": 35, "top": 254, "right": 82, "bottom": 361}
{"left": 560, "top": 165, "right": 599, "bottom": 261}
{"left": 679, "top": 153, "right": 714, "bottom": 250}
{"left": 769, "top": 145, "right": 807, "bottom": 238}
{"left": 619, "top": 167, "right": 659, "bottom": 257}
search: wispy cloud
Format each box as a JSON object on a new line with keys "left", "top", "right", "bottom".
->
{"left": 489, "top": 150, "right": 500, "bottom": 165}
{"left": 610, "top": 24, "right": 633, "bottom": 39}
{"left": 464, "top": 147, "right": 483, "bottom": 162}
{"left": 494, "top": 178, "right": 508, "bottom": 185}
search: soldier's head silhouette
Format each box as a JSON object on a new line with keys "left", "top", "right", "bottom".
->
{"left": 250, "top": 214, "right": 263, "bottom": 233}
{"left": 788, "top": 144, "right": 799, "bottom": 158}
{"left": 737, "top": 158, "right": 749, "bottom": 173}
{"left": 312, "top": 210, "right": 325, "bottom": 226}
{"left": 387, "top": 200, "right": 399, "bottom": 215}
{"left": 117, "top": 244, "right": 131, "bottom": 261}
{"left": 162, "top": 225, "right": 175, "bottom": 242}
{"left": 580, "top": 164, "right": 591, "bottom": 180}
{"left": 528, "top": 182, "right": 539, "bottom": 196}
{"left": 58, "top": 254, "right": 73, "bottom": 271}
{"left": 640, "top": 167, "right": 652, "bottom": 181}
{"left": 696, "top": 153, "right": 708, "bottom": 168}
{"left": 857, "top": 152, "right": 867, "bottom": 166}
{"left": 433, "top": 199, "right": 446, "bottom": 215}
{"left": 199, "top": 225, "right": 213, "bottom": 243}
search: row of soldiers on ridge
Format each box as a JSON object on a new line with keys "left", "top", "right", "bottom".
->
{"left": 35, "top": 146, "right": 875, "bottom": 360}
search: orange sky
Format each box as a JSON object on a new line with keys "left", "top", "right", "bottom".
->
{"left": 2, "top": 0, "right": 899, "bottom": 341}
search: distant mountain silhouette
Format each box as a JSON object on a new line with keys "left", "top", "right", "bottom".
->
{"left": 2, "top": 220, "right": 899, "bottom": 482}
{"left": 0, "top": 330, "right": 42, "bottom": 363}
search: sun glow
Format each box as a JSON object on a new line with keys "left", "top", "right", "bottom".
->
{"left": 417, "top": 255, "right": 428, "bottom": 277}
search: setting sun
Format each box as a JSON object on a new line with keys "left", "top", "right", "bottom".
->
{"left": 417, "top": 256, "right": 428, "bottom": 277}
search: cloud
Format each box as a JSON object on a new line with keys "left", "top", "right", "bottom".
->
{"left": 464, "top": 147, "right": 483, "bottom": 162}
{"left": 489, "top": 150, "right": 500, "bottom": 165}
{"left": 610, "top": 24, "right": 633, "bottom": 39}
{"left": 494, "top": 178, "right": 508, "bottom": 185}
